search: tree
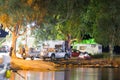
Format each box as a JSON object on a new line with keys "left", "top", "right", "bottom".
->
{"left": 81, "top": 0, "right": 120, "bottom": 58}
{"left": 94, "top": 0, "right": 120, "bottom": 58}
{"left": 33, "top": 23, "right": 59, "bottom": 42}
{"left": 0, "top": 0, "right": 47, "bottom": 57}
{"left": 33, "top": 0, "right": 90, "bottom": 43}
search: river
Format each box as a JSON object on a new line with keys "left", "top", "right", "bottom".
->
{"left": 9, "top": 68, "right": 120, "bottom": 80}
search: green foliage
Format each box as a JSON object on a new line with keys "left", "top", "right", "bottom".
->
{"left": 91, "top": 54, "right": 103, "bottom": 59}
{"left": 91, "top": 53, "right": 110, "bottom": 59}
{"left": 79, "top": 0, "right": 120, "bottom": 47}
{"left": 33, "top": 23, "right": 62, "bottom": 42}
{"left": 93, "top": 0, "right": 120, "bottom": 46}
{"left": 32, "top": 0, "right": 88, "bottom": 41}
{"left": 32, "top": 0, "right": 120, "bottom": 48}
{"left": 0, "top": 0, "right": 47, "bottom": 27}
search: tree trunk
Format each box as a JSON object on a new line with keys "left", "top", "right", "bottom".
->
{"left": 67, "top": 34, "right": 71, "bottom": 49}
{"left": 65, "top": 34, "right": 72, "bottom": 56}
{"left": 109, "top": 44, "right": 114, "bottom": 60}
{"left": 11, "top": 32, "right": 17, "bottom": 58}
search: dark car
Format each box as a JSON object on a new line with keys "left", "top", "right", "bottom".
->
{"left": 71, "top": 49, "right": 81, "bottom": 57}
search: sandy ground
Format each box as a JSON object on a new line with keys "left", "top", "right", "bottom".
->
{"left": 11, "top": 58, "right": 57, "bottom": 71}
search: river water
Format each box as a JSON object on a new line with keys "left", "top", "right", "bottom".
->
{"left": 9, "top": 68, "right": 120, "bottom": 80}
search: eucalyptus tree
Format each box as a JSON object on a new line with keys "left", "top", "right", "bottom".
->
{"left": 0, "top": 0, "right": 47, "bottom": 57}
{"left": 33, "top": 0, "right": 90, "bottom": 42}
{"left": 51, "top": 0, "right": 90, "bottom": 40}
{"left": 33, "top": 23, "right": 58, "bottom": 42}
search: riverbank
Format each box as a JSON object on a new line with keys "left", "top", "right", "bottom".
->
{"left": 11, "top": 58, "right": 120, "bottom": 71}
{"left": 11, "top": 58, "right": 57, "bottom": 71}
{"left": 52, "top": 57, "right": 120, "bottom": 69}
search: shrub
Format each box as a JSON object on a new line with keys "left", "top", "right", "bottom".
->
{"left": 91, "top": 54, "right": 104, "bottom": 59}
{"left": 91, "top": 53, "right": 111, "bottom": 59}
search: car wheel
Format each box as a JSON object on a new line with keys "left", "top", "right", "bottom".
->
{"left": 84, "top": 52, "right": 88, "bottom": 54}
{"left": 22, "top": 53, "right": 26, "bottom": 60}
{"left": 43, "top": 57, "right": 46, "bottom": 61}
{"left": 64, "top": 54, "right": 69, "bottom": 60}
{"left": 23, "top": 56, "right": 26, "bottom": 60}
{"left": 51, "top": 54, "right": 55, "bottom": 61}
{"left": 31, "top": 56, "right": 34, "bottom": 60}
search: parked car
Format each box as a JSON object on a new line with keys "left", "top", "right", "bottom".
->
{"left": 71, "top": 49, "right": 81, "bottom": 57}
{"left": 42, "top": 49, "right": 70, "bottom": 61}
{"left": 0, "top": 45, "right": 10, "bottom": 53}
{"left": 22, "top": 51, "right": 40, "bottom": 60}
{"left": 0, "top": 45, "right": 10, "bottom": 58}
{"left": 0, "top": 52, "right": 9, "bottom": 58}
{"left": 22, "top": 48, "right": 40, "bottom": 60}
{"left": 78, "top": 52, "right": 91, "bottom": 60}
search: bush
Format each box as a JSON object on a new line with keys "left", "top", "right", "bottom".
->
{"left": 91, "top": 53, "right": 110, "bottom": 59}
{"left": 91, "top": 54, "right": 104, "bottom": 59}
{"left": 103, "top": 53, "right": 110, "bottom": 58}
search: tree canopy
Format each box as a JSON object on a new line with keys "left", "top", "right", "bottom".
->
{"left": 33, "top": 0, "right": 90, "bottom": 42}
{"left": 79, "top": 0, "right": 120, "bottom": 56}
{"left": 0, "top": 0, "right": 48, "bottom": 57}
{"left": 0, "top": 0, "right": 120, "bottom": 57}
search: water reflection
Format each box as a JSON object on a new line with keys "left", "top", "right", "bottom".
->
{"left": 9, "top": 68, "right": 120, "bottom": 80}
{"left": 74, "top": 68, "right": 100, "bottom": 80}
